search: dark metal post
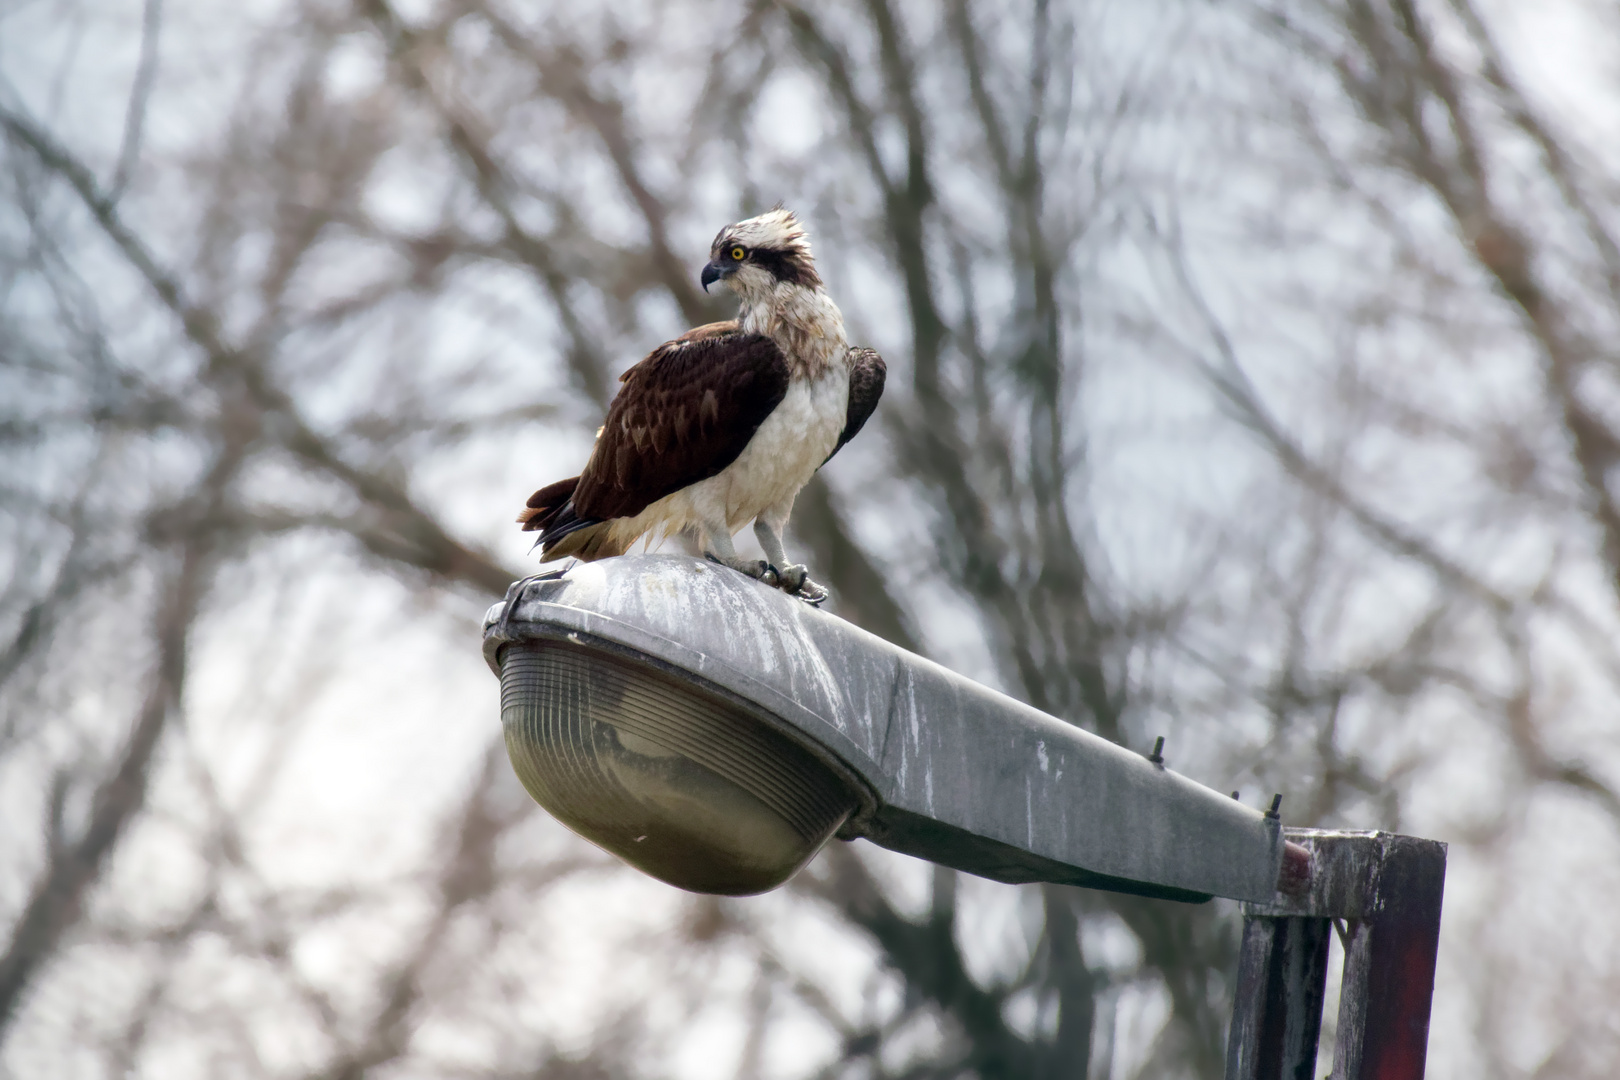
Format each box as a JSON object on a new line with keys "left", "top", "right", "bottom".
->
{"left": 1226, "top": 830, "right": 1447, "bottom": 1080}
{"left": 1226, "top": 915, "right": 1333, "bottom": 1080}
{"left": 1329, "top": 836, "right": 1448, "bottom": 1080}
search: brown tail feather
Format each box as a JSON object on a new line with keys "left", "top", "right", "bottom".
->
{"left": 537, "top": 521, "right": 628, "bottom": 562}
{"left": 518, "top": 475, "right": 616, "bottom": 560}
{"left": 518, "top": 477, "right": 579, "bottom": 533}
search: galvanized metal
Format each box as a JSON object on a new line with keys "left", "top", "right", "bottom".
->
{"left": 482, "top": 554, "right": 1286, "bottom": 903}
{"left": 1227, "top": 829, "right": 1448, "bottom": 1080}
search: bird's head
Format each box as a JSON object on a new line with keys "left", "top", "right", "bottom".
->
{"left": 701, "top": 207, "right": 822, "bottom": 300}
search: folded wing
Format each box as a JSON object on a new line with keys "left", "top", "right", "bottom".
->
{"left": 824, "top": 347, "right": 886, "bottom": 466}
{"left": 519, "top": 330, "right": 792, "bottom": 553}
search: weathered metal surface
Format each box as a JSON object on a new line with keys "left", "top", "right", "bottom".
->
{"left": 482, "top": 555, "right": 1285, "bottom": 902}
{"left": 1225, "top": 916, "right": 1333, "bottom": 1080}
{"left": 1229, "top": 829, "right": 1448, "bottom": 1080}
{"left": 1328, "top": 836, "right": 1447, "bottom": 1080}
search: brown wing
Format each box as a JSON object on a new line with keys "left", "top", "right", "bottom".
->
{"left": 670, "top": 320, "right": 738, "bottom": 346}
{"left": 823, "top": 347, "right": 886, "bottom": 465}
{"left": 573, "top": 331, "right": 791, "bottom": 521}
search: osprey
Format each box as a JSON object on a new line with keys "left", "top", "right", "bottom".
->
{"left": 518, "top": 208, "right": 885, "bottom": 603}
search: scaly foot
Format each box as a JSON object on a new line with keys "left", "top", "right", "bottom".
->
{"left": 776, "top": 565, "right": 829, "bottom": 606}
{"left": 706, "top": 553, "right": 779, "bottom": 586}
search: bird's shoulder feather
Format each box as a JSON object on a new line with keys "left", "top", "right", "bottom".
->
{"left": 573, "top": 329, "right": 792, "bottom": 521}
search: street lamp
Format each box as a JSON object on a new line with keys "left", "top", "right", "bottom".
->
{"left": 482, "top": 554, "right": 1282, "bottom": 899}
{"left": 482, "top": 554, "right": 1448, "bottom": 1080}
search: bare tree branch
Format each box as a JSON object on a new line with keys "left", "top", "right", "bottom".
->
{"left": 0, "top": 447, "right": 235, "bottom": 1039}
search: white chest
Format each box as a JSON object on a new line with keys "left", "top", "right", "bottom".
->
{"left": 698, "top": 368, "right": 849, "bottom": 527}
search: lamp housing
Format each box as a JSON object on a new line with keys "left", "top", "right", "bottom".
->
{"left": 483, "top": 555, "right": 1283, "bottom": 901}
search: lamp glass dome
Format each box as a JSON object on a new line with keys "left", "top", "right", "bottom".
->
{"left": 499, "top": 638, "right": 858, "bottom": 895}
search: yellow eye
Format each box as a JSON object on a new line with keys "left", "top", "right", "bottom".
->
{"left": 730, "top": 246, "right": 746, "bottom": 261}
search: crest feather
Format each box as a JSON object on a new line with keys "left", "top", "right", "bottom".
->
{"left": 713, "top": 207, "right": 813, "bottom": 260}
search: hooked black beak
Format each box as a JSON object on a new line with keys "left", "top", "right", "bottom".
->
{"left": 700, "top": 261, "right": 724, "bottom": 293}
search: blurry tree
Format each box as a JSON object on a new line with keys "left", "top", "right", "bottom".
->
{"left": 4, "top": 1, "right": 1620, "bottom": 1078}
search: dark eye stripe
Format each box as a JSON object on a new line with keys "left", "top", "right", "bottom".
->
{"left": 748, "top": 247, "right": 821, "bottom": 288}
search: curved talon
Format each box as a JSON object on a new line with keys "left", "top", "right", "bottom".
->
{"left": 795, "top": 578, "right": 830, "bottom": 606}
{"left": 761, "top": 564, "right": 781, "bottom": 588}
{"left": 775, "top": 564, "right": 829, "bottom": 605}
{"left": 778, "top": 565, "right": 828, "bottom": 606}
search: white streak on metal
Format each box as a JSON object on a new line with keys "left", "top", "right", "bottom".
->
{"left": 1025, "top": 775, "right": 1034, "bottom": 846}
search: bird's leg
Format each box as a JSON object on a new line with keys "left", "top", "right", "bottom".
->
{"left": 702, "top": 527, "right": 777, "bottom": 586}
{"left": 753, "top": 518, "right": 827, "bottom": 604}
{"left": 753, "top": 518, "right": 788, "bottom": 577}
